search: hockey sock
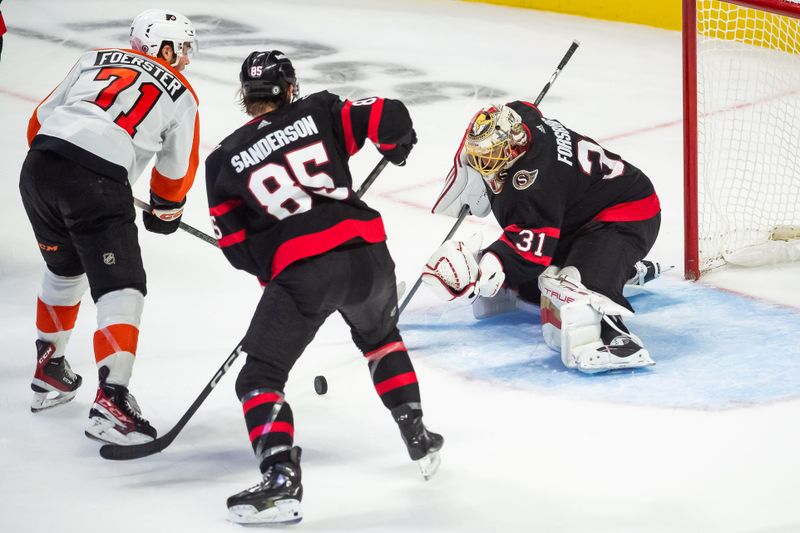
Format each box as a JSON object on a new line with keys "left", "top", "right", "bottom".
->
{"left": 240, "top": 388, "right": 295, "bottom": 473}
{"left": 93, "top": 289, "right": 144, "bottom": 386}
{"left": 364, "top": 339, "right": 421, "bottom": 413}
{"left": 36, "top": 298, "right": 81, "bottom": 357}
{"left": 36, "top": 271, "right": 88, "bottom": 357}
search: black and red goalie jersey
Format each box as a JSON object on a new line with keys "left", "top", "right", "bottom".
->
{"left": 485, "top": 101, "right": 660, "bottom": 286}
{"left": 435, "top": 100, "right": 661, "bottom": 290}
{"left": 205, "top": 91, "right": 413, "bottom": 282}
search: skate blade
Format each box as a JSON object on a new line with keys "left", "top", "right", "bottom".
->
{"left": 417, "top": 451, "right": 441, "bottom": 481}
{"left": 227, "top": 499, "right": 302, "bottom": 526}
{"left": 31, "top": 389, "right": 78, "bottom": 413}
{"left": 85, "top": 417, "right": 154, "bottom": 446}
{"left": 578, "top": 356, "right": 656, "bottom": 374}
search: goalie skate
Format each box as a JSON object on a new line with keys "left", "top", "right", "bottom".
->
{"left": 30, "top": 340, "right": 82, "bottom": 413}
{"left": 575, "top": 318, "right": 655, "bottom": 374}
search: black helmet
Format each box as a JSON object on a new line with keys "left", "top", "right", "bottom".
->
{"left": 240, "top": 50, "right": 297, "bottom": 100}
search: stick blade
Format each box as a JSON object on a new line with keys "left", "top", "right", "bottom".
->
{"left": 99, "top": 435, "right": 170, "bottom": 460}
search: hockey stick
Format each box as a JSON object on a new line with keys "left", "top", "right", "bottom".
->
{"left": 356, "top": 158, "right": 389, "bottom": 198}
{"left": 100, "top": 160, "right": 391, "bottom": 460}
{"left": 398, "top": 204, "right": 470, "bottom": 314}
{"left": 100, "top": 345, "right": 243, "bottom": 460}
{"left": 133, "top": 197, "right": 219, "bottom": 247}
{"left": 397, "top": 39, "right": 580, "bottom": 314}
{"left": 533, "top": 40, "right": 580, "bottom": 107}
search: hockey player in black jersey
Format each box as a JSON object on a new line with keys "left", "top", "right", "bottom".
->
{"left": 205, "top": 51, "right": 443, "bottom": 525}
{"left": 425, "top": 102, "right": 661, "bottom": 374}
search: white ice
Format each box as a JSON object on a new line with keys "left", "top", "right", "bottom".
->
{"left": 1, "top": 1, "right": 799, "bottom": 532}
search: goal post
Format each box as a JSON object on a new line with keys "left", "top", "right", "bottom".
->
{"left": 683, "top": 0, "right": 800, "bottom": 280}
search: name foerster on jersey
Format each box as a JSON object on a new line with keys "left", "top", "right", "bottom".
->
{"left": 94, "top": 50, "right": 187, "bottom": 101}
{"left": 231, "top": 115, "right": 319, "bottom": 173}
{"left": 541, "top": 118, "right": 573, "bottom": 166}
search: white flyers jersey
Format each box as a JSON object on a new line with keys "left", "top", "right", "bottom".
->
{"left": 27, "top": 48, "right": 200, "bottom": 202}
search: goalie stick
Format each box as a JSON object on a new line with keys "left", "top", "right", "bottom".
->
{"left": 398, "top": 40, "right": 581, "bottom": 314}
{"left": 100, "top": 158, "right": 390, "bottom": 461}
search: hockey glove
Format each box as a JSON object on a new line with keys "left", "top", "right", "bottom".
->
{"left": 421, "top": 233, "right": 505, "bottom": 302}
{"left": 379, "top": 128, "right": 417, "bottom": 166}
{"left": 142, "top": 192, "right": 185, "bottom": 235}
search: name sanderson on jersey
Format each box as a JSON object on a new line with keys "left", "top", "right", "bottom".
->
{"left": 231, "top": 115, "right": 320, "bottom": 173}
{"left": 94, "top": 50, "right": 187, "bottom": 101}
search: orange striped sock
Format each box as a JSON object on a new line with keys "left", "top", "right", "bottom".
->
{"left": 93, "top": 324, "right": 140, "bottom": 364}
{"left": 36, "top": 298, "right": 80, "bottom": 334}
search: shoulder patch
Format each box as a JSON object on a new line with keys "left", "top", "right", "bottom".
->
{"left": 512, "top": 169, "right": 538, "bottom": 190}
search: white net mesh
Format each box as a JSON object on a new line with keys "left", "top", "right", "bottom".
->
{"left": 696, "top": 0, "right": 800, "bottom": 272}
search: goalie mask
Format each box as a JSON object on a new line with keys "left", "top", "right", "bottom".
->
{"left": 240, "top": 50, "right": 298, "bottom": 103}
{"left": 129, "top": 9, "right": 196, "bottom": 67}
{"left": 464, "top": 105, "right": 529, "bottom": 193}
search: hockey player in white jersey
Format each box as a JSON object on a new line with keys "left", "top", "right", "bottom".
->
{"left": 19, "top": 9, "right": 199, "bottom": 444}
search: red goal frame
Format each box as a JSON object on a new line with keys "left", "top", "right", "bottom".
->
{"left": 682, "top": 0, "right": 800, "bottom": 280}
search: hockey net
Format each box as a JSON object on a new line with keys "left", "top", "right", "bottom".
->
{"left": 683, "top": 0, "right": 800, "bottom": 279}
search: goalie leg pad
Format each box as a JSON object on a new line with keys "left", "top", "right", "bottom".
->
{"left": 539, "top": 267, "right": 650, "bottom": 372}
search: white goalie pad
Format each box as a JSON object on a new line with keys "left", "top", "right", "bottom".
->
{"left": 431, "top": 140, "right": 491, "bottom": 219}
{"left": 538, "top": 267, "right": 634, "bottom": 370}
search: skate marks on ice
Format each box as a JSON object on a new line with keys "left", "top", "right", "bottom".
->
{"left": 400, "top": 278, "right": 800, "bottom": 409}
{"left": 9, "top": 15, "right": 506, "bottom": 105}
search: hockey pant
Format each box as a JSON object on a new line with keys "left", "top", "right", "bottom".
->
{"left": 236, "top": 242, "right": 421, "bottom": 472}
{"left": 518, "top": 214, "right": 661, "bottom": 312}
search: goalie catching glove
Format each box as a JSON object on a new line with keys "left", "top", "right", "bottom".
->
{"left": 421, "top": 233, "right": 505, "bottom": 302}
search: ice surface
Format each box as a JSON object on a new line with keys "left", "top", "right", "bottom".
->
{"left": 1, "top": 1, "right": 798, "bottom": 532}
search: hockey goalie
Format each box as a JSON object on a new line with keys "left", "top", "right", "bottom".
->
{"left": 422, "top": 102, "right": 661, "bottom": 374}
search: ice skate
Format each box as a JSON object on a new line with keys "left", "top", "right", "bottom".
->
{"left": 625, "top": 260, "right": 663, "bottom": 286}
{"left": 227, "top": 447, "right": 303, "bottom": 526}
{"left": 85, "top": 370, "right": 156, "bottom": 445}
{"left": 392, "top": 405, "right": 444, "bottom": 480}
{"left": 30, "top": 340, "right": 82, "bottom": 412}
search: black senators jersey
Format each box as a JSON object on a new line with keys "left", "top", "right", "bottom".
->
{"left": 484, "top": 101, "right": 661, "bottom": 287}
{"left": 205, "top": 91, "right": 413, "bottom": 282}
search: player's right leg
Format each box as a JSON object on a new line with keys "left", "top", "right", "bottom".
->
{"left": 20, "top": 150, "right": 87, "bottom": 412}
{"left": 48, "top": 153, "right": 154, "bottom": 444}
{"left": 546, "top": 215, "right": 661, "bottom": 373}
{"left": 227, "top": 272, "right": 332, "bottom": 525}
{"left": 340, "top": 243, "right": 443, "bottom": 480}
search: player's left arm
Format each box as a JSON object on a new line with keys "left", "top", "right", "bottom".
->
{"left": 332, "top": 94, "right": 417, "bottom": 165}
{"left": 141, "top": 98, "right": 200, "bottom": 234}
{"left": 484, "top": 224, "right": 560, "bottom": 288}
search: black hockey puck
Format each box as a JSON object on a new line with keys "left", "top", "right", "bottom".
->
{"left": 314, "top": 375, "right": 328, "bottom": 395}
